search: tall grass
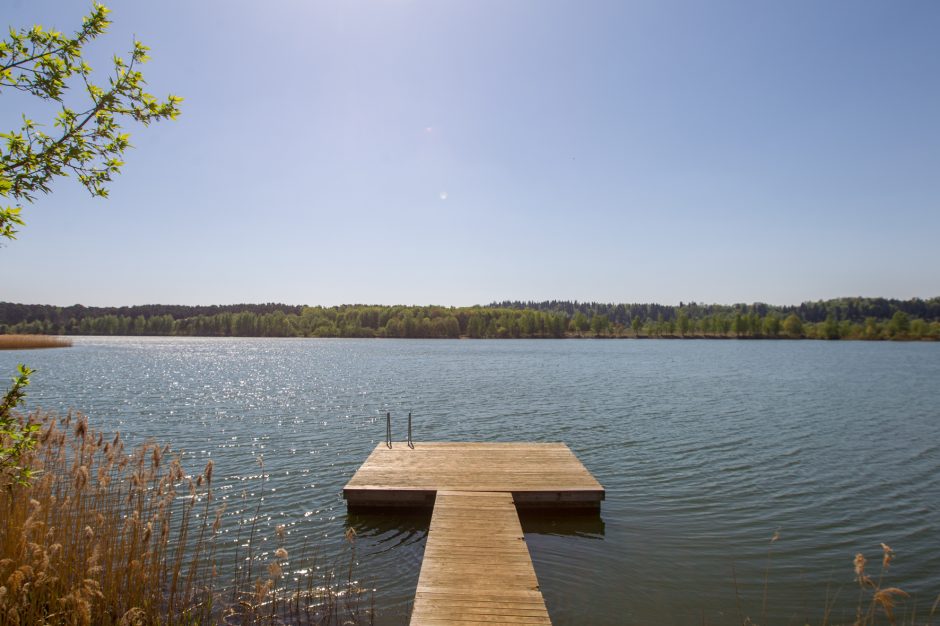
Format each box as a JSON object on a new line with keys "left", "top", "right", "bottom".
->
{"left": 731, "top": 532, "right": 939, "bottom": 626}
{"left": 0, "top": 335, "right": 73, "bottom": 350}
{"left": 0, "top": 412, "right": 372, "bottom": 625}
{"left": 842, "top": 544, "right": 937, "bottom": 626}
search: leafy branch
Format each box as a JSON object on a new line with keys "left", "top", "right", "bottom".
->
{"left": 0, "top": 364, "right": 39, "bottom": 485}
{"left": 0, "top": 3, "right": 182, "bottom": 240}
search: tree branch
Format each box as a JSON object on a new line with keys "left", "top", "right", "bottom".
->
{"left": 0, "top": 9, "right": 107, "bottom": 73}
{"left": 2, "top": 54, "right": 136, "bottom": 176}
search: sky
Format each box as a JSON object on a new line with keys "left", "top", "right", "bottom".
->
{"left": 2, "top": 0, "right": 939, "bottom": 308}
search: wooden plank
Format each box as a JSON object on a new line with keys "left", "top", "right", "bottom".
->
{"left": 344, "top": 442, "right": 605, "bottom": 623}
{"left": 343, "top": 442, "right": 604, "bottom": 509}
{"left": 410, "top": 491, "right": 552, "bottom": 626}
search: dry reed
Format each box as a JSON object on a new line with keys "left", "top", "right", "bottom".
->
{"left": 0, "top": 411, "right": 373, "bottom": 625}
{"left": 846, "top": 543, "right": 914, "bottom": 626}
{"left": 0, "top": 335, "right": 73, "bottom": 350}
{"left": 730, "top": 536, "right": 937, "bottom": 626}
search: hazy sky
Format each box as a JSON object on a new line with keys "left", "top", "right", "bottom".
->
{"left": 2, "top": 0, "right": 938, "bottom": 307}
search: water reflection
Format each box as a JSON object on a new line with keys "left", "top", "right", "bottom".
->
{"left": 519, "top": 509, "right": 606, "bottom": 538}
{"left": 345, "top": 509, "right": 432, "bottom": 552}
{"left": 344, "top": 510, "right": 431, "bottom": 624}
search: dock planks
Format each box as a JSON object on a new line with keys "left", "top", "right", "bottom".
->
{"left": 343, "top": 442, "right": 604, "bottom": 625}
{"left": 343, "top": 442, "right": 604, "bottom": 509}
{"left": 411, "top": 491, "right": 551, "bottom": 625}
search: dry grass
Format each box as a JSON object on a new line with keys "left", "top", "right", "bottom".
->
{"left": 0, "top": 335, "right": 73, "bottom": 350}
{"left": 731, "top": 534, "right": 939, "bottom": 626}
{"left": 0, "top": 411, "right": 373, "bottom": 625}
{"left": 843, "top": 543, "right": 916, "bottom": 626}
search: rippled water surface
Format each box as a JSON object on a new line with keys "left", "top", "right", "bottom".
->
{"left": 4, "top": 338, "right": 939, "bottom": 624}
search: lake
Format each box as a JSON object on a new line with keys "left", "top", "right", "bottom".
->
{"left": 3, "top": 337, "right": 939, "bottom": 625}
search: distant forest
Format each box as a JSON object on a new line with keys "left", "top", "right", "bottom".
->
{"left": 1, "top": 297, "right": 938, "bottom": 341}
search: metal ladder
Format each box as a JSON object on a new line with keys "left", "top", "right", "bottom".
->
{"left": 385, "top": 411, "right": 414, "bottom": 448}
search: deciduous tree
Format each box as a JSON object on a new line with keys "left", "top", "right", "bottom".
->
{"left": 571, "top": 311, "right": 589, "bottom": 333}
{"left": 0, "top": 4, "right": 179, "bottom": 482}
{"left": 888, "top": 311, "right": 910, "bottom": 337}
{"left": 1, "top": 3, "right": 181, "bottom": 239}
{"left": 590, "top": 313, "right": 609, "bottom": 336}
{"left": 783, "top": 313, "right": 803, "bottom": 338}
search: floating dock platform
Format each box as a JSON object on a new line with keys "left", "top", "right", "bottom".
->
{"left": 343, "top": 442, "right": 604, "bottom": 509}
{"left": 343, "top": 442, "right": 604, "bottom": 625}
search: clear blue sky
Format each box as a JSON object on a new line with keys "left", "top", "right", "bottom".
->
{"left": 3, "top": 0, "right": 939, "bottom": 307}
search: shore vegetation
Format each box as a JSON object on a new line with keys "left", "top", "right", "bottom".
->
{"left": 0, "top": 335, "right": 72, "bottom": 350}
{"left": 0, "top": 411, "right": 372, "bottom": 625}
{"left": 730, "top": 532, "right": 938, "bottom": 626}
{"left": 1, "top": 297, "right": 938, "bottom": 341}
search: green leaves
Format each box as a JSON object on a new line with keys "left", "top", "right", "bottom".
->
{"left": 0, "top": 3, "right": 182, "bottom": 240}
{"left": 1, "top": 364, "right": 38, "bottom": 485}
{"left": 0, "top": 363, "right": 33, "bottom": 416}
{"left": 0, "top": 205, "right": 25, "bottom": 240}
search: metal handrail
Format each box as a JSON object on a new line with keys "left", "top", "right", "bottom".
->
{"left": 407, "top": 412, "right": 414, "bottom": 448}
{"left": 386, "top": 411, "right": 392, "bottom": 448}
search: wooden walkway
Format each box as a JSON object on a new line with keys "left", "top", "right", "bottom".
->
{"left": 411, "top": 491, "right": 550, "bottom": 625}
{"left": 344, "top": 442, "right": 604, "bottom": 625}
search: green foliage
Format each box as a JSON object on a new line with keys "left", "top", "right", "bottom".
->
{"left": 1, "top": 5, "right": 179, "bottom": 487}
{"left": 762, "top": 313, "right": 781, "bottom": 338}
{"left": 676, "top": 309, "right": 690, "bottom": 337}
{"left": 783, "top": 313, "right": 803, "bottom": 338}
{"left": 1, "top": 298, "right": 938, "bottom": 341}
{"left": 0, "top": 364, "right": 39, "bottom": 484}
{"left": 822, "top": 314, "right": 841, "bottom": 340}
{"left": 571, "top": 311, "right": 589, "bottom": 333}
{"left": 0, "top": 205, "right": 24, "bottom": 240}
{"left": 889, "top": 311, "right": 911, "bottom": 337}
{"left": 1, "top": 3, "right": 182, "bottom": 239}
{"left": 590, "top": 313, "right": 610, "bottom": 336}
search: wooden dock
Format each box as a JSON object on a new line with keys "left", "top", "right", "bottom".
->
{"left": 343, "top": 442, "right": 604, "bottom": 625}
{"left": 343, "top": 442, "right": 604, "bottom": 509}
{"left": 412, "top": 491, "right": 550, "bottom": 625}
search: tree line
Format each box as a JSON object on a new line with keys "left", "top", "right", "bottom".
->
{"left": 0, "top": 302, "right": 304, "bottom": 326}
{"left": 1, "top": 298, "right": 938, "bottom": 340}
{"left": 489, "top": 297, "right": 940, "bottom": 325}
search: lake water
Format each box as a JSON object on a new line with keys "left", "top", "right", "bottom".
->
{"left": 3, "top": 337, "right": 939, "bottom": 625}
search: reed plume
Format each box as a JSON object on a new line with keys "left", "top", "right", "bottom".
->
{"left": 0, "top": 411, "right": 372, "bottom": 625}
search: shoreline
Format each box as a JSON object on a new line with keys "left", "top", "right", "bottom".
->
{"left": 3, "top": 333, "right": 936, "bottom": 343}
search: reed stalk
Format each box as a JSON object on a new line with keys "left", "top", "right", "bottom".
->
{"left": 0, "top": 411, "right": 371, "bottom": 625}
{"left": 733, "top": 536, "right": 932, "bottom": 626}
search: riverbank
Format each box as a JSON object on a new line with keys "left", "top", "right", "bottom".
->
{"left": 2, "top": 331, "right": 937, "bottom": 342}
{"left": 3, "top": 298, "right": 939, "bottom": 341}
{"left": 0, "top": 334, "right": 72, "bottom": 350}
